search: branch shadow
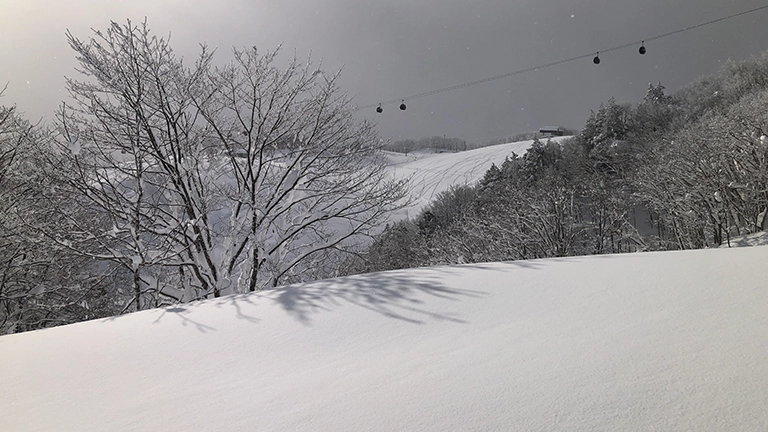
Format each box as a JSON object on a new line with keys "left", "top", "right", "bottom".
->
{"left": 151, "top": 306, "right": 217, "bottom": 333}
{"left": 263, "top": 267, "right": 489, "bottom": 326}
{"left": 147, "top": 295, "right": 264, "bottom": 332}
{"left": 213, "top": 294, "right": 262, "bottom": 324}
{"left": 102, "top": 258, "right": 577, "bottom": 332}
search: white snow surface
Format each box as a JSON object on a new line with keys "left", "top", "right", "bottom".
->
{"left": 3, "top": 245, "right": 768, "bottom": 431}
{"left": 385, "top": 137, "right": 569, "bottom": 221}
{"left": 718, "top": 230, "right": 768, "bottom": 248}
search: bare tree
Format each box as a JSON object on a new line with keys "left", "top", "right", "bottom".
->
{"left": 0, "top": 94, "right": 121, "bottom": 333}
{"left": 54, "top": 20, "right": 407, "bottom": 306}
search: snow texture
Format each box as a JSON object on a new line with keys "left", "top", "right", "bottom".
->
{"left": 2, "top": 245, "right": 768, "bottom": 431}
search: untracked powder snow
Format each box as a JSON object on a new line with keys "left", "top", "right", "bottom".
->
{"left": 2, "top": 245, "right": 768, "bottom": 431}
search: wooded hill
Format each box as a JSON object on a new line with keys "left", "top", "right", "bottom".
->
{"left": 346, "top": 53, "right": 768, "bottom": 274}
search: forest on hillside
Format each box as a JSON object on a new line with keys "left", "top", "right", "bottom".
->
{"left": 382, "top": 128, "right": 579, "bottom": 155}
{"left": 344, "top": 54, "right": 768, "bottom": 274}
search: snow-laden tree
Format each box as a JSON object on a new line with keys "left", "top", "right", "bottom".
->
{"left": 0, "top": 102, "right": 56, "bottom": 331}
{"left": 0, "top": 97, "right": 121, "bottom": 333}
{"left": 195, "top": 46, "right": 407, "bottom": 292}
{"left": 54, "top": 20, "right": 407, "bottom": 306}
{"left": 636, "top": 87, "right": 768, "bottom": 248}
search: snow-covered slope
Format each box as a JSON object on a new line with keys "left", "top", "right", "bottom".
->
{"left": 3, "top": 245, "right": 768, "bottom": 431}
{"left": 719, "top": 231, "right": 768, "bottom": 248}
{"left": 386, "top": 137, "right": 569, "bottom": 221}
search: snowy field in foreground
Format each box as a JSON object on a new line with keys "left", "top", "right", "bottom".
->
{"left": 3, "top": 244, "right": 768, "bottom": 431}
{"left": 385, "top": 137, "right": 569, "bottom": 221}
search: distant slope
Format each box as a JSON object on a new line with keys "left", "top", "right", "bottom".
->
{"left": 3, "top": 245, "right": 768, "bottom": 431}
{"left": 385, "top": 137, "right": 570, "bottom": 221}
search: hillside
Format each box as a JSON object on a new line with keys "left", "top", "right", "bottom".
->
{"left": 3, "top": 245, "right": 768, "bottom": 431}
{"left": 385, "top": 136, "right": 570, "bottom": 220}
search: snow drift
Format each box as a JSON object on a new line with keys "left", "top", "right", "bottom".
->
{"left": 3, "top": 245, "right": 768, "bottom": 431}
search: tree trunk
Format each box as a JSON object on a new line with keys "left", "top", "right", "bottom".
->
{"left": 133, "top": 270, "right": 142, "bottom": 312}
{"left": 248, "top": 249, "right": 260, "bottom": 292}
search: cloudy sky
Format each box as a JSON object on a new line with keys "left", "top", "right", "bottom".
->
{"left": 1, "top": 0, "right": 767, "bottom": 143}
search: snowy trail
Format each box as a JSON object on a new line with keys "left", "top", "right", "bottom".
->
{"left": 385, "top": 138, "right": 567, "bottom": 220}
{"left": 3, "top": 245, "right": 768, "bottom": 431}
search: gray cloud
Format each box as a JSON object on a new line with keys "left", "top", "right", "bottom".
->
{"left": 1, "top": 0, "right": 767, "bottom": 142}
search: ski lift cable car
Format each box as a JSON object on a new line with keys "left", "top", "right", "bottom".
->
{"left": 376, "top": 100, "right": 407, "bottom": 113}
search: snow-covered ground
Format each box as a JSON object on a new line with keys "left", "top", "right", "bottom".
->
{"left": 385, "top": 137, "right": 569, "bottom": 221}
{"left": 719, "top": 230, "right": 768, "bottom": 248}
{"left": 3, "top": 244, "right": 768, "bottom": 431}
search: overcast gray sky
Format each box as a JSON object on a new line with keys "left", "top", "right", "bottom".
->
{"left": 1, "top": 0, "right": 767, "bottom": 143}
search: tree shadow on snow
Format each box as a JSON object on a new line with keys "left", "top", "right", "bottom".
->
{"left": 98, "top": 304, "right": 218, "bottom": 332}
{"left": 150, "top": 306, "right": 218, "bottom": 333}
{"left": 212, "top": 294, "right": 262, "bottom": 324}
{"left": 101, "top": 257, "right": 581, "bottom": 331}
{"left": 261, "top": 268, "right": 488, "bottom": 326}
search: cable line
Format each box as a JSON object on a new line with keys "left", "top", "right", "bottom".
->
{"left": 358, "top": 3, "right": 768, "bottom": 111}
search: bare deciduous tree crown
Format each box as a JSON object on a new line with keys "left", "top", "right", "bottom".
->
{"left": 53, "top": 20, "right": 407, "bottom": 308}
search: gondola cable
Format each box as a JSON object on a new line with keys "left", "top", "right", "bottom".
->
{"left": 363, "top": 3, "right": 768, "bottom": 113}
